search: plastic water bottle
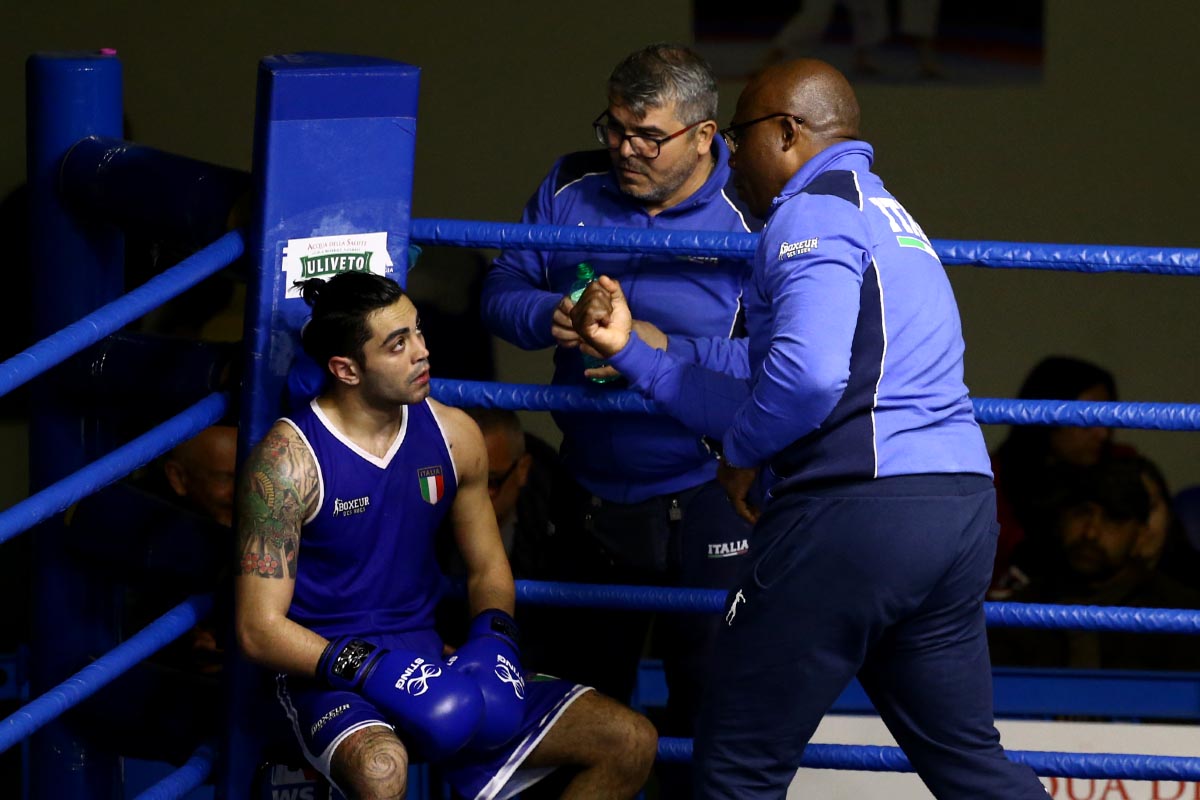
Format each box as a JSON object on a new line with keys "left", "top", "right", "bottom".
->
{"left": 568, "top": 263, "right": 617, "bottom": 384}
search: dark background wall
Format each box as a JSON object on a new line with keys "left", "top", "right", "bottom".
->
{"left": 1, "top": 1, "right": 1197, "bottom": 493}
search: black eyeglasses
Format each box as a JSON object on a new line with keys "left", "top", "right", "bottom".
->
{"left": 487, "top": 458, "right": 522, "bottom": 491}
{"left": 592, "top": 112, "right": 706, "bottom": 160}
{"left": 719, "top": 113, "right": 804, "bottom": 154}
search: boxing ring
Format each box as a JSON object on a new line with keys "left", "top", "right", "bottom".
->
{"left": 5, "top": 49, "right": 1200, "bottom": 799}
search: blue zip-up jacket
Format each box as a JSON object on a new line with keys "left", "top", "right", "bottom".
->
{"left": 482, "top": 141, "right": 758, "bottom": 503}
{"left": 609, "top": 140, "right": 991, "bottom": 492}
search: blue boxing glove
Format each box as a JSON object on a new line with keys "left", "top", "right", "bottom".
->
{"left": 445, "top": 609, "right": 526, "bottom": 751}
{"left": 318, "top": 637, "right": 483, "bottom": 762}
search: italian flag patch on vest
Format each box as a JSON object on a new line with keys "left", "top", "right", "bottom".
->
{"left": 417, "top": 466, "right": 444, "bottom": 504}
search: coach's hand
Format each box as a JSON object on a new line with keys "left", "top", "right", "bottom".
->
{"left": 718, "top": 460, "right": 761, "bottom": 525}
{"left": 572, "top": 275, "right": 632, "bottom": 358}
{"left": 551, "top": 295, "right": 583, "bottom": 349}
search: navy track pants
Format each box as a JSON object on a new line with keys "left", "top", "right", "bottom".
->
{"left": 694, "top": 473, "right": 1047, "bottom": 799}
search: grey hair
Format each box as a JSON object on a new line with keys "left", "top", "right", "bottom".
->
{"left": 464, "top": 407, "right": 525, "bottom": 456}
{"left": 607, "top": 43, "right": 718, "bottom": 125}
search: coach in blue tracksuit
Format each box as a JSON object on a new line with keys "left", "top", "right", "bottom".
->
{"left": 480, "top": 43, "right": 757, "bottom": 798}
{"left": 573, "top": 59, "right": 1049, "bottom": 799}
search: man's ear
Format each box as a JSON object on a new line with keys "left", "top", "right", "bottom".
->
{"left": 164, "top": 460, "right": 188, "bottom": 498}
{"left": 694, "top": 120, "right": 718, "bottom": 155}
{"left": 328, "top": 355, "right": 360, "bottom": 386}
{"left": 515, "top": 452, "right": 534, "bottom": 489}
{"left": 1129, "top": 521, "right": 1157, "bottom": 562}
{"left": 778, "top": 116, "right": 800, "bottom": 152}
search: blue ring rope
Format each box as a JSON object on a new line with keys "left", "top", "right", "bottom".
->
{"left": 515, "top": 580, "right": 1200, "bottom": 634}
{"left": 517, "top": 580, "right": 724, "bottom": 613}
{"left": 985, "top": 601, "right": 1200, "bottom": 633}
{"left": 0, "top": 229, "right": 244, "bottom": 400}
{"left": 971, "top": 398, "right": 1200, "bottom": 430}
{"left": 410, "top": 219, "right": 1200, "bottom": 276}
{"left": 431, "top": 380, "right": 1200, "bottom": 432}
{"left": 0, "top": 391, "right": 229, "bottom": 546}
{"left": 413, "top": 218, "right": 756, "bottom": 257}
{"left": 657, "top": 737, "right": 1200, "bottom": 780}
{"left": 131, "top": 743, "right": 216, "bottom": 800}
{"left": 0, "top": 594, "right": 213, "bottom": 754}
{"left": 934, "top": 239, "right": 1200, "bottom": 274}
{"left": 431, "top": 379, "right": 658, "bottom": 414}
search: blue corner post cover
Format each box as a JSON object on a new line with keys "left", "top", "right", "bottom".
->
{"left": 241, "top": 51, "right": 420, "bottom": 447}
{"left": 223, "top": 52, "right": 420, "bottom": 799}
{"left": 26, "top": 49, "right": 125, "bottom": 800}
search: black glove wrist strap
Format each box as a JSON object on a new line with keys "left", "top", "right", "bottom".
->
{"left": 480, "top": 608, "right": 520, "bottom": 647}
{"left": 325, "top": 638, "right": 378, "bottom": 686}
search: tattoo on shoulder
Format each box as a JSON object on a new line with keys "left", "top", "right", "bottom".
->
{"left": 236, "top": 427, "right": 318, "bottom": 579}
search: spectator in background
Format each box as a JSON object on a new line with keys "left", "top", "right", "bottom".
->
{"left": 1128, "top": 456, "right": 1200, "bottom": 588}
{"left": 989, "top": 457, "right": 1200, "bottom": 671}
{"left": 989, "top": 356, "right": 1127, "bottom": 598}
{"left": 436, "top": 408, "right": 559, "bottom": 645}
{"left": 65, "top": 424, "right": 238, "bottom": 762}
{"left": 461, "top": 408, "right": 557, "bottom": 578}
{"left": 160, "top": 424, "right": 237, "bottom": 668}
{"left": 164, "top": 424, "right": 238, "bottom": 528}
{"left": 68, "top": 424, "right": 236, "bottom": 653}
{"left": 1175, "top": 485, "right": 1200, "bottom": 561}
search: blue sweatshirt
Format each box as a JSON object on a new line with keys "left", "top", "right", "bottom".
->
{"left": 482, "top": 143, "right": 758, "bottom": 503}
{"left": 610, "top": 140, "right": 991, "bottom": 493}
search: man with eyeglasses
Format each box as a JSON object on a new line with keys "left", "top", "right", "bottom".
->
{"left": 481, "top": 42, "right": 758, "bottom": 799}
{"left": 571, "top": 58, "right": 1049, "bottom": 799}
{"left": 435, "top": 408, "right": 562, "bottom": 656}
{"left": 437, "top": 408, "right": 558, "bottom": 582}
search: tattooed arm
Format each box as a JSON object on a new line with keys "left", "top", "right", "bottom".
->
{"left": 234, "top": 420, "right": 327, "bottom": 676}
{"left": 434, "top": 400, "right": 517, "bottom": 618}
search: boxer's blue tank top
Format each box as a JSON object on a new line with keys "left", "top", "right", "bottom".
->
{"left": 281, "top": 398, "right": 458, "bottom": 639}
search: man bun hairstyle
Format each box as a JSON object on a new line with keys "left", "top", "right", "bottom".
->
{"left": 295, "top": 272, "right": 405, "bottom": 368}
